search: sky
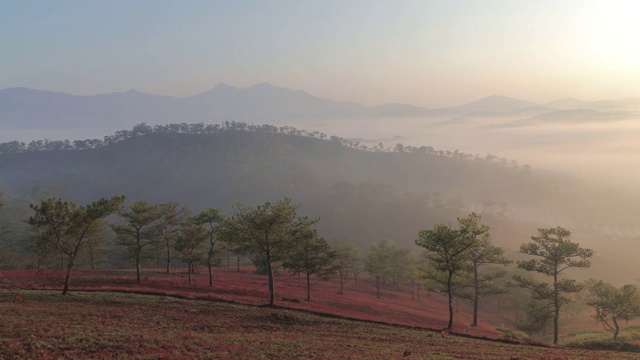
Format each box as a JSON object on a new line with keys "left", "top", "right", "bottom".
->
{"left": 1, "top": 0, "right": 639, "bottom": 107}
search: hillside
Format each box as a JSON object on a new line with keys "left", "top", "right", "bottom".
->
{"left": 3, "top": 268, "right": 640, "bottom": 359}
{"left": 3, "top": 287, "right": 632, "bottom": 359}
{"left": 1, "top": 126, "right": 639, "bottom": 249}
{"left": 3, "top": 125, "right": 640, "bottom": 290}
{"left": 0, "top": 127, "right": 578, "bottom": 243}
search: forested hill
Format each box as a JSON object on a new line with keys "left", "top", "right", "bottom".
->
{"left": 0, "top": 125, "right": 637, "bottom": 248}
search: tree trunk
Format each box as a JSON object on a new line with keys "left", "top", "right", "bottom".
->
{"left": 614, "top": 318, "right": 620, "bottom": 341}
{"left": 188, "top": 263, "right": 192, "bottom": 285}
{"left": 472, "top": 299, "right": 479, "bottom": 327}
{"left": 338, "top": 271, "right": 344, "bottom": 295}
{"left": 166, "top": 246, "right": 171, "bottom": 274}
{"left": 61, "top": 233, "right": 86, "bottom": 295}
{"left": 447, "top": 272, "right": 454, "bottom": 329}
{"left": 553, "top": 270, "right": 559, "bottom": 345}
{"left": 376, "top": 275, "right": 381, "bottom": 298}
{"left": 306, "top": 272, "right": 311, "bottom": 301}
{"left": 553, "top": 308, "right": 559, "bottom": 345}
{"left": 237, "top": 255, "right": 241, "bottom": 272}
{"left": 472, "top": 265, "right": 479, "bottom": 326}
{"left": 62, "top": 256, "right": 74, "bottom": 295}
{"left": 267, "top": 253, "right": 275, "bottom": 306}
{"left": 89, "top": 244, "right": 96, "bottom": 270}
{"left": 208, "top": 246, "right": 214, "bottom": 286}
{"left": 208, "top": 262, "right": 213, "bottom": 286}
{"left": 136, "top": 257, "right": 141, "bottom": 284}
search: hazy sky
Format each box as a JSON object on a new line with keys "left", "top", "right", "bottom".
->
{"left": 1, "top": 0, "right": 639, "bottom": 107}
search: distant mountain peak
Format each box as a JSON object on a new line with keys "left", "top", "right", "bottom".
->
{"left": 243, "top": 82, "right": 285, "bottom": 93}
{"left": 192, "top": 82, "right": 240, "bottom": 98}
{"left": 212, "top": 82, "right": 236, "bottom": 90}
{"left": 249, "top": 82, "right": 275, "bottom": 89}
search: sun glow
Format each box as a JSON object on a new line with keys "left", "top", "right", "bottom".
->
{"left": 578, "top": 2, "right": 640, "bottom": 73}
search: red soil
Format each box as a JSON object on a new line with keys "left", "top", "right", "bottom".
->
{"left": 0, "top": 267, "right": 512, "bottom": 340}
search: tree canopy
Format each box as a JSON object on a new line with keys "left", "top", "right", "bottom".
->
{"left": 283, "top": 233, "right": 337, "bottom": 301}
{"left": 416, "top": 213, "right": 489, "bottom": 329}
{"left": 193, "top": 208, "right": 224, "bottom": 286}
{"left": 156, "top": 201, "right": 188, "bottom": 274}
{"left": 586, "top": 280, "right": 640, "bottom": 341}
{"left": 460, "top": 236, "right": 511, "bottom": 326}
{"left": 112, "top": 200, "right": 163, "bottom": 283}
{"left": 219, "top": 198, "right": 318, "bottom": 305}
{"left": 175, "top": 218, "right": 209, "bottom": 284}
{"left": 27, "top": 195, "right": 124, "bottom": 294}
{"left": 512, "top": 226, "right": 593, "bottom": 344}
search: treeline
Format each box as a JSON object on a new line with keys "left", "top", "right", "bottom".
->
{"left": 0, "top": 121, "right": 529, "bottom": 170}
{"left": 6, "top": 193, "right": 637, "bottom": 345}
{"left": 26, "top": 196, "right": 346, "bottom": 304}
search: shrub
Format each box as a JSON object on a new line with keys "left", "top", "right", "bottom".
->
{"left": 496, "top": 327, "right": 530, "bottom": 341}
{"left": 566, "top": 340, "right": 640, "bottom": 353}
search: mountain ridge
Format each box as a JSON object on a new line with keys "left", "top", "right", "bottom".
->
{"left": 2, "top": 127, "right": 639, "bottom": 255}
{"left": 3, "top": 84, "right": 640, "bottom": 143}
{"left": 0, "top": 128, "right": 568, "bottom": 248}
{"left": 3, "top": 84, "right": 640, "bottom": 110}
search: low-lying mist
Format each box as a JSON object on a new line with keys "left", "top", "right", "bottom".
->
{"left": 4, "top": 111, "right": 640, "bottom": 202}
{"left": 307, "top": 116, "right": 640, "bottom": 190}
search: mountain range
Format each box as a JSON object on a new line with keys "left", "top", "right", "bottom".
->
{"left": 2, "top": 83, "right": 639, "bottom": 138}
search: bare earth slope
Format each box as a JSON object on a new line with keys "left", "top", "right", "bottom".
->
{"left": 0, "top": 268, "right": 636, "bottom": 359}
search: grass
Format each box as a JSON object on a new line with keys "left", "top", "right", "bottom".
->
{"left": 1, "top": 290, "right": 639, "bottom": 359}
{"left": 0, "top": 268, "right": 505, "bottom": 339}
{"left": 566, "top": 325, "right": 640, "bottom": 343}
{"left": 564, "top": 325, "right": 640, "bottom": 353}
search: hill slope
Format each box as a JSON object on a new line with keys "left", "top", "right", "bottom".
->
{"left": 3, "top": 287, "right": 630, "bottom": 359}
{"left": 2, "top": 127, "right": 638, "bottom": 247}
